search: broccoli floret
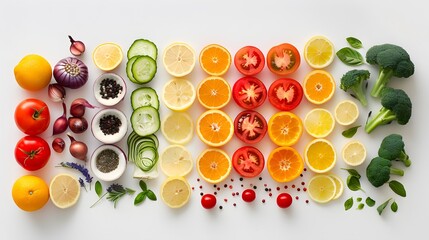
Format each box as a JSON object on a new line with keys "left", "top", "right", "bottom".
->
{"left": 378, "top": 134, "right": 411, "bottom": 167}
{"left": 366, "top": 157, "right": 404, "bottom": 188}
{"left": 365, "top": 87, "right": 412, "bottom": 133}
{"left": 366, "top": 43, "right": 414, "bottom": 97}
{"left": 340, "top": 69, "right": 370, "bottom": 106}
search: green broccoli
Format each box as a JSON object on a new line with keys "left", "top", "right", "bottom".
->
{"left": 366, "top": 43, "right": 414, "bottom": 98}
{"left": 364, "top": 87, "right": 412, "bottom": 133}
{"left": 378, "top": 134, "right": 411, "bottom": 167}
{"left": 366, "top": 157, "right": 404, "bottom": 188}
{"left": 340, "top": 69, "right": 370, "bottom": 106}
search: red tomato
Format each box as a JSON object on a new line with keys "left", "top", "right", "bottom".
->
{"left": 15, "top": 98, "right": 50, "bottom": 135}
{"left": 234, "top": 110, "right": 267, "bottom": 144}
{"left": 234, "top": 46, "right": 265, "bottom": 76}
{"left": 268, "top": 78, "right": 303, "bottom": 111}
{"left": 232, "top": 146, "right": 265, "bottom": 178}
{"left": 242, "top": 189, "right": 256, "bottom": 202}
{"left": 15, "top": 136, "right": 51, "bottom": 171}
{"left": 277, "top": 193, "right": 293, "bottom": 208}
{"left": 201, "top": 194, "right": 217, "bottom": 209}
{"left": 267, "top": 43, "right": 300, "bottom": 75}
{"left": 232, "top": 77, "right": 267, "bottom": 109}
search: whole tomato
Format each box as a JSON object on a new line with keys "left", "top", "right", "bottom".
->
{"left": 15, "top": 98, "right": 50, "bottom": 135}
{"left": 15, "top": 136, "right": 51, "bottom": 171}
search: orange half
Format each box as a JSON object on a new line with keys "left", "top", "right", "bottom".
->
{"left": 303, "top": 70, "right": 335, "bottom": 105}
{"left": 197, "top": 76, "right": 231, "bottom": 109}
{"left": 197, "top": 110, "right": 233, "bottom": 147}
{"left": 268, "top": 111, "right": 303, "bottom": 146}
{"left": 199, "top": 44, "right": 231, "bottom": 76}
{"left": 197, "top": 148, "right": 232, "bottom": 184}
{"left": 267, "top": 146, "right": 304, "bottom": 182}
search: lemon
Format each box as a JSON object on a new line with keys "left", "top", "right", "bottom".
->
{"left": 162, "top": 78, "right": 196, "bottom": 111}
{"left": 329, "top": 174, "right": 344, "bottom": 200}
{"left": 304, "top": 35, "right": 335, "bottom": 69}
{"left": 163, "top": 42, "right": 196, "bottom": 77}
{"left": 334, "top": 100, "right": 359, "bottom": 126}
{"left": 307, "top": 174, "right": 337, "bottom": 203}
{"left": 161, "top": 112, "right": 193, "bottom": 145}
{"left": 304, "top": 138, "right": 336, "bottom": 173}
{"left": 14, "top": 54, "right": 52, "bottom": 91}
{"left": 92, "top": 42, "right": 123, "bottom": 71}
{"left": 160, "top": 145, "right": 193, "bottom": 177}
{"left": 49, "top": 173, "right": 80, "bottom": 209}
{"left": 341, "top": 140, "right": 366, "bottom": 166}
{"left": 304, "top": 108, "right": 335, "bottom": 138}
{"left": 160, "top": 177, "right": 191, "bottom": 208}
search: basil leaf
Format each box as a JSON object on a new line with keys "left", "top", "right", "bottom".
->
{"left": 342, "top": 125, "right": 361, "bottom": 138}
{"left": 391, "top": 201, "right": 398, "bottom": 212}
{"left": 95, "top": 181, "right": 103, "bottom": 197}
{"left": 134, "top": 192, "right": 147, "bottom": 206}
{"left": 377, "top": 198, "right": 392, "bottom": 215}
{"left": 365, "top": 197, "right": 376, "bottom": 207}
{"left": 347, "top": 175, "right": 364, "bottom": 192}
{"left": 146, "top": 190, "right": 157, "bottom": 201}
{"left": 336, "top": 47, "right": 364, "bottom": 66}
{"left": 346, "top": 37, "right": 363, "bottom": 49}
{"left": 357, "top": 203, "right": 365, "bottom": 210}
{"left": 139, "top": 180, "right": 148, "bottom": 192}
{"left": 341, "top": 168, "right": 361, "bottom": 179}
{"left": 344, "top": 197, "right": 353, "bottom": 210}
{"left": 389, "top": 180, "right": 406, "bottom": 197}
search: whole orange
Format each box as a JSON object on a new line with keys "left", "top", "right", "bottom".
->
{"left": 14, "top": 54, "right": 52, "bottom": 91}
{"left": 12, "top": 175, "right": 49, "bottom": 212}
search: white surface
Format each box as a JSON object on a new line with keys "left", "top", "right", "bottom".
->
{"left": 1, "top": 0, "right": 427, "bottom": 239}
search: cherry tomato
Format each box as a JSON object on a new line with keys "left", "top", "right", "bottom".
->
{"left": 201, "top": 194, "right": 217, "bottom": 209}
{"left": 232, "top": 77, "right": 267, "bottom": 109}
{"left": 232, "top": 146, "right": 265, "bottom": 178}
{"left": 234, "top": 110, "right": 267, "bottom": 144}
{"left": 15, "top": 136, "right": 51, "bottom": 171}
{"left": 234, "top": 46, "right": 265, "bottom": 76}
{"left": 277, "top": 193, "right": 293, "bottom": 208}
{"left": 268, "top": 78, "right": 303, "bottom": 111}
{"left": 242, "top": 189, "right": 256, "bottom": 202}
{"left": 14, "top": 98, "right": 50, "bottom": 135}
{"left": 267, "top": 43, "right": 300, "bottom": 75}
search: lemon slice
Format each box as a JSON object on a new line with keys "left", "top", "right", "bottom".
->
{"left": 334, "top": 100, "right": 359, "bottom": 126}
{"left": 304, "top": 108, "right": 335, "bottom": 138}
{"left": 160, "top": 145, "right": 193, "bottom": 177}
{"left": 92, "top": 42, "right": 123, "bottom": 71}
{"left": 304, "top": 35, "right": 335, "bottom": 69}
{"left": 161, "top": 112, "right": 193, "bottom": 145}
{"left": 163, "top": 42, "right": 196, "bottom": 77}
{"left": 49, "top": 173, "right": 80, "bottom": 209}
{"left": 162, "top": 78, "right": 196, "bottom": 111}
{"left": 329, "top": 174, "right": 344, "bottom": 200}
{"left": 341, "top": 140, "right": 366, "bottom": 166}
{"left": 307, "top": 174, "right": 337, "bottom": 203}
{"left": 304, "top": 138, "right": 336, "bottom": 173}
{"left": 160, "top": 177, "right": 191, "bottom": 208}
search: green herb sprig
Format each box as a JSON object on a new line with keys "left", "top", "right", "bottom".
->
{"left": 91, "top": 182, "right": 135, "bottom": 208}
{"left": 134, "top": 180, "right": 157, "bottom": 206}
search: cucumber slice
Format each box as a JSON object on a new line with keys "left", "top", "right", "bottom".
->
{"left": 127, "top": 39, "right": 158, "bottom": 60}
{"left": 126, "top": 56, "right": 139, "bottom": 83}
{"left": 131, "top": 87, "right": 160, "bottom": 110}
{"left": 131, "top": 106, "right": 160, "bottom": 137}
{"left": 131, "top": 56, "right": 157, "bottom": 84}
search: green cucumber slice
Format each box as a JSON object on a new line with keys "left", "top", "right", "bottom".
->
{"left": 131, "top": 56, "right": 157, "bottom": 84}
{"left": 126, "top": 56, "right": 140, "bottom": 83}
{"left": 130, "top": 106, "right": 160, "bottom": 137}
{"left": 131, "top": 87, "right": 159, "bottom": 110}
{"left": 127, "top": 39, "right": 158, "bottom": 60}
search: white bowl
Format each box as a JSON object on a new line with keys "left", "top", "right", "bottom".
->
{"left": 93, "top": 73, "right": 126, "bottom": 106}
{"left": 91, "top": 108, "right": 128, "bottom": 144}
{"left": 90, "top": 144, "right": 127, "bottom": 182}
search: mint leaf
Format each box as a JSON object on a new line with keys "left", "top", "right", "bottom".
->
{"left": 342, "top": 125, "right": 361, "bottom": 138}
{"left": 346, "top": 37, "right": 363, "bottom": 49}
{"left": 336, "top": 47, "right": 364, "bottom": 66}
{"left": 344, "top": 197, "right": 353, "bottom": 210}
{"left": 389, "top": 180, "right": 406, "bottom": 197}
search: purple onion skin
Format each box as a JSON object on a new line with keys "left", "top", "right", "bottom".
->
{"left": 68, "top": 117, "right": 88, "bottom": 134}
{"left": 69, "top": 35, "right": 85, "bottom": 56}
{"left": 70, "top": 98, "right": 97, "bottom": 117}
{"left": 53, "top": 102, "right": 68, "bottom": 135}
{"left": 52, "top": 138, "right": 65, "bottom": 153}
{"left": 67, "top": 134, "right": 88, "bottom": 161}
{"left": 54, "top": 57, "right": 88, "bottom": 89}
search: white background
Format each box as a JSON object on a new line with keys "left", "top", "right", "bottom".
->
{"left": 1, "top": 0, "right": 427, "bottom": 239}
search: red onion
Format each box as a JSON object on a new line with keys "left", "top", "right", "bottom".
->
{"left": 48, "top": 83, "right": 66, "bottom": 102}
{"left": 68, "top": 35, "right": 85, "bottom": 56}
{"left": 52, "top": 137, "right": 65, "bottom": 153}
{"left": 70, "top": 98, "right": 97, "bottom": 117}
{"left": 67, "top": 134, "right": 87, "bottom": 161}
{"left": 68, "top": 116, "right": 88, "bottom": 134}
{"left": 53, "top": 57, "right": 88, "bottom": 89}
{"left": 52, "top": 102, "right": 68, "bottom": 135}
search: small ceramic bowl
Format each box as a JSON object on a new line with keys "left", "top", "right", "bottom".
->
{"left": 93, "top": 73, "right": 126, "bottom": 106}
{"left": 91, "top": 108, "right": 128, "bottom": 144}
{"left": 90, "top": 144, "right": 127, "bottom": 182}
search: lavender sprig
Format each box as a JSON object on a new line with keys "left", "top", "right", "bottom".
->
{"left": 79, "top": 178, "right": 87, "bottom": 192}
{"left": 57, "top": 162, "right": 93, "bottom": 189}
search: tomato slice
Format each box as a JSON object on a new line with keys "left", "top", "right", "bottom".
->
{"left": 268, "top": 78, "right": 303, "bottom": 111}
{"left": 232, "top": 146, "right": 265, "bottom": 178}
{"left": 267, "top": 43, "right": 300, "bottom": 75}
{"left": 234, "top": 110, "right": 267, "bottom": 144}
{"left": 232, "top": 77, "right": 267, "bottom": 109}
{"left": 234, "top": 46, "right": 265, "bottom": 76}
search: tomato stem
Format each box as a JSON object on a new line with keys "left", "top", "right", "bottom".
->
{"left": 32, "top": 106, "right": 47, "bottom": 120}
{"left": 19, "top": 147, "right": 44, "bottom": 165}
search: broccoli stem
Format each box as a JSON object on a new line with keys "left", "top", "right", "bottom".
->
{"left": 352, "top": 85, "right": 368, "bottom": 106}
{"left": 399, "top": 151, "right": 411, "bottom": 167}
{"left": 390, "top": 167, "right": 404, "bottom": 176}
{"left": 365, "top": 107, "right": 396, "bottom": 133}
{"left": 370, "top": 69, "right": 394, "bottom": 98}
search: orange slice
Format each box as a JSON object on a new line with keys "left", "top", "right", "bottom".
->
{"left": 197, "top": 148, "right": 232, "bottom": 184}
{"left": 196, "top": 110, "right": 233, "bottom": 147}
{"left": 197, "top": 76, "right": 231, "bottom": 109}
{"left": 199, "top": 44, "right": 231, "bottom": 76}
{"left": 268, "top": 111, "right": 303, "bottom": 146}
{"left": 303, "top": 70, "right": 336, "bottom": 105}
{"left": 304, "top": 138, "right": 336, "bottom": 173}
{"left": 267, "top": 146, "right": 304, "bottom": 182}
{"left": 92, "top": 42, "right": 123, "bottom": 71}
